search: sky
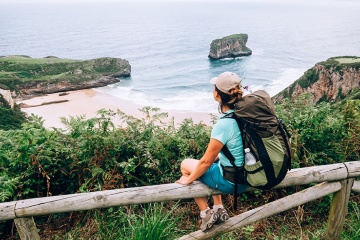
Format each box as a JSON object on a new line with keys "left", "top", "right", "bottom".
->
{"left": 0, "top": 0, "right": 356, "bottom": 3}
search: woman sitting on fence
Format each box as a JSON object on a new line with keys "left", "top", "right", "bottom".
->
{"left": 176, "top": 72, "right": 249, "bottom": 232}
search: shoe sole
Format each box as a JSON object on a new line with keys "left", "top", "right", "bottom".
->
{"left": 201, "top": 212, "right": 219, "bottom": 232}
{"left": 218, "top": 213, "right": 230, "bottom": 223}
{"left": 216, "top": 213, "right": 230, "bottom": 224}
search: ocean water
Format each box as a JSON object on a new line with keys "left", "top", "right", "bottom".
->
{"left": 1, "top": 1, "right": 360, "bottom": 114}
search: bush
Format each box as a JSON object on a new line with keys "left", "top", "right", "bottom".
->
{"left": 0, "top": 107, "right": 212, "bottom": 202}
{"left": 0, "top": 95, "right": 26, "bottom": 130}
{"left": 275, "top": 94, "right": 358, "bottom": 167}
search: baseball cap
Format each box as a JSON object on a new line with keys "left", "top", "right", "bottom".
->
{"left": 209, "top": 72, "right": 241, "bottom": 93}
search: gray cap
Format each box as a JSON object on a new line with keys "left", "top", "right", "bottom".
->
{"left": 210, "top": 72, "right": 241, "bottom": 93}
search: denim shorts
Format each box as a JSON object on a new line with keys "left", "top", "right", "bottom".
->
{"left": 199, "top": 162, "right": 249, "bottom": 194}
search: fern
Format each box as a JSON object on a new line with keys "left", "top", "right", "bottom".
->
{"left": 0, "top": 173, "right": 20, "bottom": 202}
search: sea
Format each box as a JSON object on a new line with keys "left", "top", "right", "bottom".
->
{"left": 1, "top": 0, "right": 360, "bottom": 114}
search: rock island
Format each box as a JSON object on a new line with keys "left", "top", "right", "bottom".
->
{"left": 208, "top": 34, "right": 252, "bottom": 60}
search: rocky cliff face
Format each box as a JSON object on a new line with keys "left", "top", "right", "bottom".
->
{"left": 273, "top": 57, "right": 360, "bottom": 104}
{"left": 19, "top": 76, "right": 121, "bottom": 96}
{"left": 208, "top": 34, "right": 252, "bottom": 60}
{"left": 0, "top": 89, "right": 14, "bottom": 109}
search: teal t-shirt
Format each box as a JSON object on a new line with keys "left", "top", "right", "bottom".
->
{"left": 211, "top": 110, "right": 244, "bottom": 175}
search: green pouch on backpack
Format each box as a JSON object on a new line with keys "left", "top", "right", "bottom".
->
{"left": 244, "top": 134, "right": 285, "bottom": 187}
{"left": 244, "top": 161, "right": 267, "bottom": 187}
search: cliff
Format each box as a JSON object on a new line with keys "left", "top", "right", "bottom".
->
{"left": 208, "top": 34, "right": 252, "bottom": 60}
{"left": 272, "top": 56, "right": 360, "bottom": 104}
{"left": 0, "top": 89, "right": 26, "bottom": 130}
{"left": 0, "top": 56, "right": 131, "bottom": 96}
{"left": 0, "top": 88, "right": 14, "bottom": 109}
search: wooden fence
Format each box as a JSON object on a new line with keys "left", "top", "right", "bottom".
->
{"left": 1, "top": 161, "right": 359, "bottom": 240}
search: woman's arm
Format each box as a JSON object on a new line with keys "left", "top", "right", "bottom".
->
{"left": 176, "top": 138, "right": 223, "bottom": 185}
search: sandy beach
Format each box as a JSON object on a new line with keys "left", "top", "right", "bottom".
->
{"left": 16, "top": 89, "right": 215, "bottom": 129}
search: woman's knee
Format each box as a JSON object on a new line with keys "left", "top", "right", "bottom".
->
{"left": 180, "top": 158, "right": 198, "bottom": 174}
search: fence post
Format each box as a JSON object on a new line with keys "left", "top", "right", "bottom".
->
{"left": 14, "top": 217, "right": 40, "bottom": 240}
{"left": 323, "top": 178, "right": 354, "bottom": 240}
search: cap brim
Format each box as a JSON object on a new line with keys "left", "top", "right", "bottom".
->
{"left": 209, "top": 77, "right": 217, "bottom": 85}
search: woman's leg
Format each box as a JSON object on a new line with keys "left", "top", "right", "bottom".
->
{"left": 180, "top": 159, "right": 222, "bottom": 231}
{"left": 180, "top": 159, "right": 209, "bottom": 211}
{"left": 212, "top": 195, "right": 222, "bottom": 205}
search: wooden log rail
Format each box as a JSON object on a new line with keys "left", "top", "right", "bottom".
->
{"left": 178, "top": 181, "right": 342, "bottom": 239}
{"left": 353, "top": 180, "right": 360, "bottom": 192}
{"left": 0, "top": 161, "right": 359, "bottom": 240}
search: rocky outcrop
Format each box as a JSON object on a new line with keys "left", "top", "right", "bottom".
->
{"left": 18, "top": 99, "right": 69, "bottom": 108}
{"left": 273, "top": 57, "right": 360, "bottom": 104}
{"left": 0, "top": 89, "right": 15, "bottom": 109}
{"left": 0, "top": 56, "right": 131, "bottom": 97}
{"left": 19, "top": 76, "right": 122, "bottom": 96}
{"left": 208, "top": 34, "right": 252, "bottom": 60}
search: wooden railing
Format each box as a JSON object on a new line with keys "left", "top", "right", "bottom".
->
{"left": 1, "top": 161, "right": 359, "bottom": 240}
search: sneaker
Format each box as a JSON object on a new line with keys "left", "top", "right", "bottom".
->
{"left": 200, "top": 209, "right": 219, "bottom": 232}
{"left": 215, "top": 208, "right": 230, "bottom": 224}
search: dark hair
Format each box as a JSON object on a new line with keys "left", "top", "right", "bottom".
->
{"left": 215, "top": 85, "right": 243, "bottom": 113}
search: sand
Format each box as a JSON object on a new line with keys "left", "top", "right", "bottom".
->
{"left": 16, "top": 89, "right": 216, "bottom": 129}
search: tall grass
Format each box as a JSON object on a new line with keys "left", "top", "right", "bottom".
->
{"left": 57, "top": 203, "right": 185, "bottom": 240}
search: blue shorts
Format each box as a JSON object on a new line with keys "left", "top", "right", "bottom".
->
{"left": 199, "top": 162, "right": 249, "bottom": 194}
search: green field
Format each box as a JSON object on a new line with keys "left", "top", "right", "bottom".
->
{"left": 334, "top": 57, "right": 360, "bottom": 64}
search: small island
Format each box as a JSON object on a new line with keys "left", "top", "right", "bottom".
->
{"left": 0, "top": 55, "right": 131, "bottom": 97}
{"left": 208, "top": 34, "right": 252, "bottom": 60}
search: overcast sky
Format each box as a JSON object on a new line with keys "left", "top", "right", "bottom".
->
{"left": 0, "top": 0, "right": 355, "bottom": 3}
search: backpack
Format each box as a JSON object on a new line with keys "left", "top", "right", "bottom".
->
{"left": 221, "top": 90, "right": 292, "bottom": 209}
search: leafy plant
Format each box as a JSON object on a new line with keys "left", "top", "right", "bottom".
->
{"left": 0, "top": 95, "right": 26, "bottom": 130}
{"left": 276, "top": 94, "right": 350, "bottom": 167}
{"left": 59, "top": 203, "right": 185, "bottom": 240}
{"left": 0, "top": 173, "right": 20, "bottom": 202}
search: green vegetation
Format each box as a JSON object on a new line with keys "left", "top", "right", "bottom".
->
{"left": 295, "top": 69, "right": 319, "bottom": 90}
{"left": 0, "top": 95, "right": 26, "bottom": 130}
{"left": 0, "top": 107, "right": 211, "bottom": 201}
{"left": 0, "top": 94, "right": 359, "bottom": 239}
{"left": 276, "top": 94, "right": 359, "bottom": 165}
{"left": 0, "top": 56, "right": 130, "bottom": 92}
{"left": 222, "top": 33, "right": 248, "bottom": 41}
{"left": 335, "top": 57, "right": 360, "bottom": 64}
{"left": 319, "top": 56, "right": 360, "bottom": 70}
{"left": 55, "top": 203, "right": 185, "bottom": 240}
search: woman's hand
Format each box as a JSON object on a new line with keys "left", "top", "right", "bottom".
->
{"left": 176, "top": 176, "right": 192, "bottom": 185}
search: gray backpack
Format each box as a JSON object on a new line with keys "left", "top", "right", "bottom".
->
{"left": 221, "top": 90, "right": 292, "bottom": 209}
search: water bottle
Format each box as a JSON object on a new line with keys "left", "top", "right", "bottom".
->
{"left": 244, "top": 148, "right": 257, "bottom": 166}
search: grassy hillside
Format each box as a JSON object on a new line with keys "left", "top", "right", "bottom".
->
{"left": 0, "top": 56, "right": 130, "bottom": 91}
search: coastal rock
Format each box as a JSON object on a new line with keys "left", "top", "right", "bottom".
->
{"left": 272, "top": 57, "right": 360, "bottom": 104}
{"left": 0, "top": 88, "right": 15, "bottom": 109}
{"left": 0, "top": 56, "right": 131, "bottom": 97}
{"left": 208, "top": 34, "right": 252, "bottom": 60}
{"left": 18, "top": 99, "right": 69, "bottom": 108}
{"left": 19, "top": 76, "right": 121, "bottom": 95}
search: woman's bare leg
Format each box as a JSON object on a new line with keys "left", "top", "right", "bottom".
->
{"left": 180, "top": 158, "right": 209, "bottom": 211}
{"left": 212, "top": 195, "right": 222, "bottom": 205}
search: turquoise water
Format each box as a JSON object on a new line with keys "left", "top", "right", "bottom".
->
{"left": 1, "top": 1, "right": 360, "bottom": 113}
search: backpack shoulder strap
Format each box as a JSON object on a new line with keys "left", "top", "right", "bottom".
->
{"left": 220, "top": 112, "right": 238, "bottom": 167}
{"left": 220, "top": 112, "right": 242, "bottom": 210}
